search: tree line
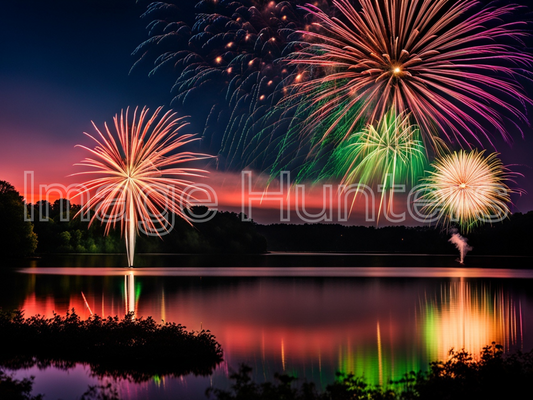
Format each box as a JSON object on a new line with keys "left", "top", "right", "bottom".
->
{"left": 1, "top": 179, "right": 532, "bottom": 259}
{"left": 0, "top": 180, "right": 266, "bottom": 260}
{"left": 256, "top": 211, "right": 533, "bottom": 255}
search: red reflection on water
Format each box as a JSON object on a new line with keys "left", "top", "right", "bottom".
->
{"left": 5, "top": 261, "right": 532, "bottom": 400}
{"left": 16, "top": 269, "right": 529, "bottom": 386}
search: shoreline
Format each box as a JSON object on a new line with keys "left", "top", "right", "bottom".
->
{"left": 2, "top": 252, "right": 532, "bottom": 270}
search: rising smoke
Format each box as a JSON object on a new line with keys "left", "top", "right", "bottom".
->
{"left": 449, "top": 229, "right": 473, "bottom": 264}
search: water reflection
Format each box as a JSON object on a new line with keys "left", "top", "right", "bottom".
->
{"left": 125, "top": 272, "right": 136, "bottom": 317}
{"left": 421, "top": 278, "right": 522, "bottom": 362}
{"left": 338, "top": 277, "right": 524, "bottom": 385}
{"left": 2, "top": 267, "right": 533, "bottom": 399}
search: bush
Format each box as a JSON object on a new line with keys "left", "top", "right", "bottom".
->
{"left": 207, "top": 344, "right": 533, "bottom": 400}
{"left": 0, "top": 370, "right": 42, "bottom": 400}
{"left": 0, "top": 309, "right": 223, "bottom": 382}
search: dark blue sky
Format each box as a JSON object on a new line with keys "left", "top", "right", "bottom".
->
{"left": 0, "top": 0, "right": 179, "bottom": 197}
{"left": 0, "top": 0, "right": 171, "bottom": 130}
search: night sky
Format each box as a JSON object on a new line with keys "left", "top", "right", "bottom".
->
{"left": 1, "top": 0, "right": 533, "bottom": 223}
{"left": 0, "top": 0, "right": 169, "bottom": 191}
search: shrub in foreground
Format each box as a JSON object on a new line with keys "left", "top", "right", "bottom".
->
{"left": 0, "top": 309, "right": 223, "bottom": 382}
{"left": 207, "top": 343, "right": 533, "bottom": 400}
{"left": 0, "top": 370, "right": 42, "bottom": 400}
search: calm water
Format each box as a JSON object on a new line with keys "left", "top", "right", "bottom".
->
{"left": 1, "top": 254, "right": 533, "bottom": 400}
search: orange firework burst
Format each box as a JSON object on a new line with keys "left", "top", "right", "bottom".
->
{"left": 420, "top": 150, "right": 520, "bottom": 231}
{"left": 73, "top": 106, "right": 212, "bottom": 267}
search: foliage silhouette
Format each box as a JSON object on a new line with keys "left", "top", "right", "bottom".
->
{"left": 0, "top": 181, "right": 37, "bottom": 259}
{"left": 27, "top": 201, "right": 267, "bottom": 255}
{"left": 0, "top": 309, "right": 223, "bottom": 382}
{"left": 0, "top": 369, "right": 42, "bottom": 400}
{"left": 206, "top": 343, "right": 533, "bottom": 400}
{"left": 257, "top": 211, "right": 533, "bottom": 256}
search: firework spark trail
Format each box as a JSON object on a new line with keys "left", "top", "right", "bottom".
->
{"left": 133, "top": 1, "right": 332, "bottom": 169}
{"left": 81, "top": 291, "right": 93, "bottom": 315}
{"left": 336, "top": 110, "right": 428, "bottom": 218}
{"left": 420, "top": 150, "right": 520, "bottom": 232}
{"left": 73, "top": 106, "right": 213, "bottom": 267}
{"left": 288, "top": 0, "right": 533, "bottom": 151}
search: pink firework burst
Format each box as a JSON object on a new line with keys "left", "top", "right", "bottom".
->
{"left": 289, "top": 0, "right": 533, "bottom": 151}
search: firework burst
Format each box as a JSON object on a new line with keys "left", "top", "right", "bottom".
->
{"left": 336, "top": 110, "right": 428, "bottom": 217}
{"left": 133, "top": 0, "right": 331, "bottom": 168}
{"left": 289, "top": 0, "right": 533, "bottom": 151}
{"left": 73, "top": 106, "right": 212, "bottom": 267}
{"left": 420, "top": 150, "right": 519, "bottom": 231}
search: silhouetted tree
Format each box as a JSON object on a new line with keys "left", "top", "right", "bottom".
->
{"left": 0, "top": 369, "right": 42, "bottom": 400}
{"left": 0, "top": 180, "right": 38, "bottom": 259}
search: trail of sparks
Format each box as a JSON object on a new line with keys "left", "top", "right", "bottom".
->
{"left": 288, "top": 0, "right": 533, "bottom": 152}
{"left": 336, "top": 110, "right": 428, "bottom": 218}
{"left": 73, "top": 106, "right": 212, "bottom": 267}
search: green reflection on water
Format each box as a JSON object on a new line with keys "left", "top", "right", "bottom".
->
{"left": 1, "top": 266, "right": 528, "bottom": 392}
{"left": 337, "top": 278, "right": 521, "bottom": 387}
{"left": 337, "top": 324, "right": 422, "bottom": 386}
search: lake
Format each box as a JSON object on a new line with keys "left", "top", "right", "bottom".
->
{"left": 1, "top": 253, "right": 533, "bottom": 400}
